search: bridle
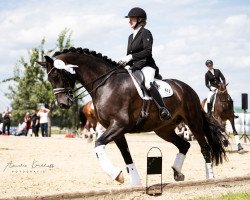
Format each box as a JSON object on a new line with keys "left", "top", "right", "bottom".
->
{"left": 47, "top": 66, "right": 120, "bottom": 102}
{"left": 217, "top": 85, "right": 229, "bottom": 102}
{"left": 217, "top": 84, "right": 227, "bottom": 94}
{"left": 52, "top": 68, "right": 75, "bottom": 103}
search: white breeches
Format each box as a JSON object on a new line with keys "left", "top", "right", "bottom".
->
{"left": 141, "top": 67, "right": 156, "bottom": 90}
{"left": 207, "top": 86, "right": 217, "bottom": 103}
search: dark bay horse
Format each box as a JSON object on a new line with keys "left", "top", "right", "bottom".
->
{"left": 37, "top": 47, "right": 227, "bottom": 185}
{"left": 201, "top": 83, "right": 244, "bottom": 151}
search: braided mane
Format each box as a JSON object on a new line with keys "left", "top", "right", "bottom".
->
{"left": 52, "top": 47, "right": 118, "bottom": 67}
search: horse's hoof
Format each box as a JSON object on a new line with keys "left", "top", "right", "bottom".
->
{"left": 115, "top": 171, "right": 124, "bottom": 184}
{"left": 238, "top": 144, "right": 244, "bottom": 152}
{"left": 223, "top": 139, "right": 229, "bottom": 147}
{"left": 173, "top": 168, "right": 185, "bottom": 181}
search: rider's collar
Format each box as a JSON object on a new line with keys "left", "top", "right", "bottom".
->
{"left": 133, "top": 26, "right": 142, "bottom": 39}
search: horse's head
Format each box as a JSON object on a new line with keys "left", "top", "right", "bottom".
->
{"left": 217, "top": 83, "right": 229, "bottom": 94}
{"left": 36, "top": 56, "right": 76, "bottom": 109}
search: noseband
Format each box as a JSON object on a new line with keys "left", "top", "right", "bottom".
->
{"left": 53, "top": 87, "right": 74, "bottom": 102}
{"left": 47, "top": 67, "right": 75, "bottom": 103}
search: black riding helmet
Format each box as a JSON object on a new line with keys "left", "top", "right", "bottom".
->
{"left": 125, "top": 7, "right": 147, "bottom": 19}
{"left": 205, "top": 60, "right": 213, "bottom": 66}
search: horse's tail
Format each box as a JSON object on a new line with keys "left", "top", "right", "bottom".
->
{"left": 79, "top": 105, "right": 87, "bottom": 128}
{"left": 202, "top": 111, "right": 227, "bottom": 165}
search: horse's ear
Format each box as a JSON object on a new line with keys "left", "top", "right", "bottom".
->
{"left": 44, "top": 56, "right": 54, "bottom": 64}
{"left": 35, "top": 61, "right": 47, "bottom": 68}
{"left": 36, "top": 56, "right": 53, "bottom": 68}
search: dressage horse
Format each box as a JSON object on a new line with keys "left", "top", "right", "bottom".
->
{"left": 37, "top": 47, "right": 227, "bottom": 185}
{"left": 202, "top": 83, "right": 244, "bottom": 151}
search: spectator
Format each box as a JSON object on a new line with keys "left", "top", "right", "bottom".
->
{"left": 175, "top": 122, "right": 186, "bottom": 139}
{"left": 38, "top": 106, "right": 50, "bottom": 137}
{"left": 2, "top": 107, "right": 11, "bottom": 135}
{"left": 31, "top": 109, "right": 40, "bottom": 137}
{"left": 15, "top": 120, "right": 27, "bottom": 136}
{"left": 184, "top": 126, "right": 195, "bottom": 141}
{"left": 0, "top": 121, "right": 3, "bottom": 134}
{"left": 24, "top": 112, "right": 31, "bottom": 136}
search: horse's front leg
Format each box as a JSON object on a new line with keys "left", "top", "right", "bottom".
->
{"left": 94, "top": 121, "right": 126, "bottom": 183}
{"left": 115, "top": 135, "right": 141, "bottom": 186}
{"left": 229, "top": 117, "right": 244, "bottom": 151}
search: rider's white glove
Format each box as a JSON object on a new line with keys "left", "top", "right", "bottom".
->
{"left": 118, "top": 54, "right": 132, "bottom": 66}
{"left": 124, "top": 65, "right": 131, "bottom": 70}
{"left": 210, "top": 86, "right": 217, "bottom": 92}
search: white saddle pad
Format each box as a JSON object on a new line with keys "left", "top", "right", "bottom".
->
{"left": 128, "top": 70, "right": 173, "bottom": 100}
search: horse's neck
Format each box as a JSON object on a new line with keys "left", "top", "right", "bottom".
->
{"left": 217, "top": 91, "right": 228, "bottom": 102}
{"left": 69, "top": 54, "right": 114, "bottom": 92}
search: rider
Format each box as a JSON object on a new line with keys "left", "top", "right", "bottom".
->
{"left": 119, "top": 7, "right": 171, "bottom": 120}
{"left": 205, "top": 60, "right": 226, "bottom": 114}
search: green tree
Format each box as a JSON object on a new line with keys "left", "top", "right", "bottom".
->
{"left": 4, "top": 28, "right": 79, "bottom": 135}
{"left": 5, "top": 39, "right": 54, "bottom": 122}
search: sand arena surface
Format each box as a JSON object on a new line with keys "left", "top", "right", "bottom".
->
{"left": 0, "top": 134, "right": 249, "bottom": 199}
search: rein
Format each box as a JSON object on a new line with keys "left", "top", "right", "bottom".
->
{"left": 73, "top": 68, "right": 119, "bottom": 100}
{"left": 50, "top": 66, "right": 120, "bottom": 101}
{"left": 218, "top": 89, "right": 227, "bottom": 93}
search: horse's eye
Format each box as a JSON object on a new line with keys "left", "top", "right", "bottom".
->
{"left": 51, "top": 71, "right": 58, "bottom": 78}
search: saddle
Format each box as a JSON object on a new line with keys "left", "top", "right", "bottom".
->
{"left": 131, "top": 70, "right": 147, "bottom": 96}
{"left": 130, "top": 70, "right": 173, "bottom": 100}
{"left": 130, "top": 70, "right": 173, "bottom": 129}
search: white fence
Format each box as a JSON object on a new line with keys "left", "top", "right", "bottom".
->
{"left": 226, "top": 113, "right": 250, "bottom": 134}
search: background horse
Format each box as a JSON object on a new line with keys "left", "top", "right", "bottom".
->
{"left": 79, "top": 100, "right": 102, "bottom": 142}
{"left": 37, "top": 47, "right": 227, "bottom": 186}
{"left": 201, "top": 83, "right": 244, "bottom": 151}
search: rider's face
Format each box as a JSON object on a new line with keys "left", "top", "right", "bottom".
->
{"left": 129, "top": 17, "right": 137, "bottom": 29}
{"left": 207, "top": 63, "right": 213, "bottom": 69}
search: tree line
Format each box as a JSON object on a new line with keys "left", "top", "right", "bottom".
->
{"left": 3, "top": 28, "right": 84, "bottom": 135}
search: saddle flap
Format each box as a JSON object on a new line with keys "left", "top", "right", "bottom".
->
{"left": 127, "top": 69, "right": 173, "bottom": 100}
{"left": 132, "top": 70, "right": 145, "bottom": 86}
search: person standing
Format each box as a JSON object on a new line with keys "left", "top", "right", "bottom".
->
{"left": 2, "top": 107, "right": 11, "bottom": 135}
{"left": 31, "top": 109, "right": 40, "bottom": 137}
{"left": 24, "top": 112, "right": 32, "bottom": 136}
{"left": 37, "top": 106, "right": 50, "bottom": 137}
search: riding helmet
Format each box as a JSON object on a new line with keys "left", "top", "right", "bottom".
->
{"left": 205, "top": 60, "right": 213, "bottom": 66}
{"left": 125, "top": 7, "right": 147, "bottom": 19}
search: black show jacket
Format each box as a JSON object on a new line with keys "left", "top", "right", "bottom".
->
{"left": 127, "top": 27, "right": 159, "bottom": 75}
{"left": 205, "top": 68, "right": 226, "bottom": 89}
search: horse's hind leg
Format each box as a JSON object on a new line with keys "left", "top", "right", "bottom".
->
{"left": 155, "top": 127, "right": 190, "bottom": 181}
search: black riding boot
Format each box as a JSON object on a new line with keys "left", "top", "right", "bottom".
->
{"left": 229, "top": 100, "right": 239, "bottom": 119}
{"left": 149, "top": 82, "right": 171, "bottom": 121}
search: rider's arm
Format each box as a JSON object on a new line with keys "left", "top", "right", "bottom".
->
{"left": 205, "top": 73, "right": 211, "bottom": 90}
{"left": 218, "top": 69, "right": 226, "bottom": 84}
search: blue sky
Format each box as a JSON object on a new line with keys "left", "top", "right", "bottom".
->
{"left": 0, "top": 0, "right": 250, "bottom": 112}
